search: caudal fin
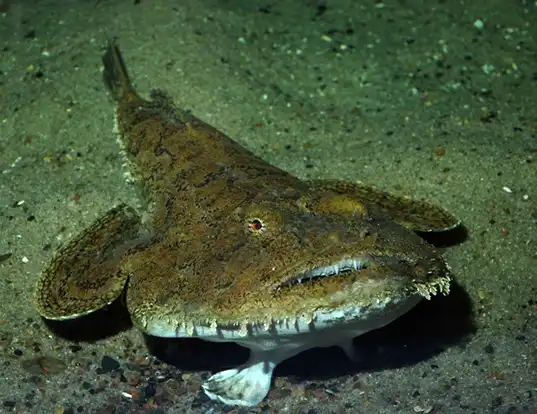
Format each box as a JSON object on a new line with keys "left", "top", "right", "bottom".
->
{"left": 102, "top": 37, "right": 137, "bottom": 101}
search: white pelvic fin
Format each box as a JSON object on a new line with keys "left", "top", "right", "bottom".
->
{"left": 202, "top": 359, "right": 276, "bottom": 407}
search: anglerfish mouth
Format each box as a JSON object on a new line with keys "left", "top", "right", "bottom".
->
{"left": 277, "top": 257, "right": 370, "bottom": 289}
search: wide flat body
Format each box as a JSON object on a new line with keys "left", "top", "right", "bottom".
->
{"left": 35, "top": 40, "right": 461, "bottom": 407}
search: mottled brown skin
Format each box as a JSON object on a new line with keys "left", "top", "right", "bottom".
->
{"left": 35, "top": 40, "right": 459, "bottom": 334}
{"left": 33, "top": 40, "right": 462, "bottom": 407}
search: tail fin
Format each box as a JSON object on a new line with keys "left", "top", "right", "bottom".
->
{"left": 102, "top": 37, "right": 137, "bottom": 101}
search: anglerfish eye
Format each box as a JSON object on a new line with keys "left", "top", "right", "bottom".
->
{"left": 247, "top": 218, "right": 264, "bottom": 233}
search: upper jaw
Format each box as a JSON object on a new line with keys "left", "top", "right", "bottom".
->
{"left": 274, "top": 250, "right": 446, "bottom": 291}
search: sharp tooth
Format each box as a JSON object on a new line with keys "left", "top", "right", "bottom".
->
{"left": 284, "top": 257, "right": 369, "bottom": 288}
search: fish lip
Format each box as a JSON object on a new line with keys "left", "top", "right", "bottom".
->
{"left": 275, "top": 255, "right": 372, "bottom": 290}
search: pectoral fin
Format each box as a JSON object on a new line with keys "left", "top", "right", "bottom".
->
{"left": 35, "top": 204, "right": 141, "bottom": 320}
{"left": 307, "top": 179, "right": 461, "bottom": 233}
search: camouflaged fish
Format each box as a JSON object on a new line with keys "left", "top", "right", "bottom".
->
{"left": 34, "top": 39, "right": 460, "bottom": 407}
